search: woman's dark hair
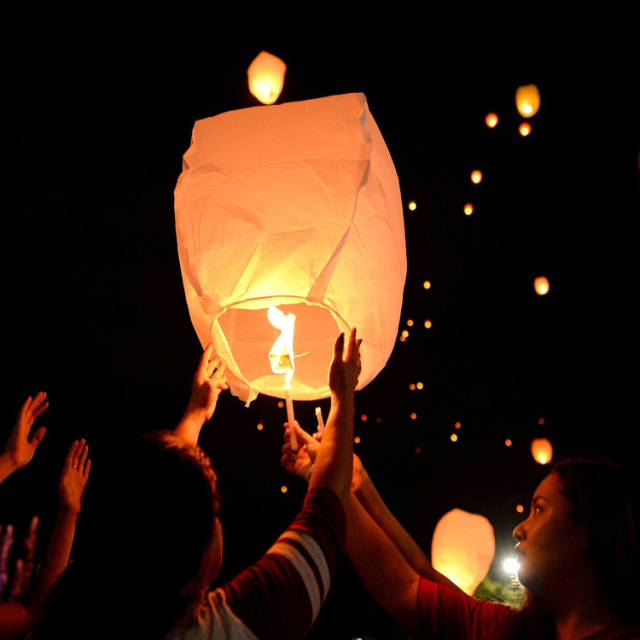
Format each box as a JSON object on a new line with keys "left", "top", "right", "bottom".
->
{"left": 552, "top": 457, "right": 637, "bottom": 623}
{"left": 35, "top": 431, "right": 221, "bottom": 639}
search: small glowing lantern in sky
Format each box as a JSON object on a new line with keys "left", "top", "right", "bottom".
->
{"left": 515, "top": 84, "right": 540, "bottom": 118}
{"left": 485, "top": 113, "right": 499, "bottom": 128}
{"left": 175, "top": 93, "right": 406, "bottom": 405}
{"left": 408, "top": 201, "right": 417, "bottom": 211}
{"left": 531, "top": 438, "right": 553, "bottom": 465}
{"left": 432, "top": 508, "right": 495, "bottom": 596}
{"left": 464, "top": 203, "right": 474, "bottom": 216}
{"left": 534, "top": 276, "right": 550, "bottom": 296}
{"left": 247, "top": 51, "right": 286, "bottom": 105}
{"left": 519, "top": 122, "right": 532, "bottom": 137}
{"left": 471, "top": 170, "right": 483, "bottom": 184}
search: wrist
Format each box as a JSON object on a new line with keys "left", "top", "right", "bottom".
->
{"left": 0, "top": 452, "right": 18, "bottom": 475}
{"left": 59, "top": 504, "right": 81, "bottom": 519}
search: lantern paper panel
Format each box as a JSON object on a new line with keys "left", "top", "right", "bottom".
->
{"left": 431, "top": 508, "right": 495, "bottom": 596}
{"left": 175, "top": 93, "right": 406, "bottom": 403}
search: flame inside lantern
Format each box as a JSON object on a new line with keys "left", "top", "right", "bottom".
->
{"left": 267, "top": 306, "right": 296, "bottom": 389}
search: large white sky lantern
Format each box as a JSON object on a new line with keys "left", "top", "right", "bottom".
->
{"left": 174, "top": 93, "right": 406, "bottom": 404}
{"left": 431, "top": 508, "right": 495, "bottom": 596}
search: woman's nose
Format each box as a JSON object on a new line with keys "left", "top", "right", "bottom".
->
{"left": 513, "top": 521, "right": 526, "bottom": 542}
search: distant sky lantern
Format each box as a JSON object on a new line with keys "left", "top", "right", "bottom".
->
{"left": 531, "top": 438, "right": 553, "bottom": 465}
{"left": 464, "top": 203, "right": 474, "bottom": 216}
{"left": 408, "top": 201, "right": 417, "bottom": 211}
{"left": 247, "top": 51, "right": 286, "bottom": 105}
{"left": 515, "top": 84, "right": 540, "bottom": 118}
{"left": 432, "top": 508, "right": 495, "bottom": 596}
{"left": 534, "top": 276, "right": 550, "bottom": 295}
{"left": 471, "top": 170, "right": 483, "bottom": 184}
{"left": 505, "top": 438, "right": 512, "bottom": 447}
{"left": 175, "top": 93, "right": 406, "bottom": 405}
{"left": 407, "top": 319, "right": 414, "bottom": 327}
{"left": 516, "top": 504, "right": 524, "bottom": 513}
{"left": 485, "top": 113, "right": 499, "bottom": 128}
{"left": 424, "top": 319, "right": 432, "bottom": 329}
{"left": 519, "top": 122, "right": 532, "bottom": 137}
{"left": 416, "top": 382, "right": 424, "bottom": 390}
{"left": 450, "top": 433, "right": 458, "bottom": 442}
{"left": 423, "top": 280, "right": 431, "bottom": 290}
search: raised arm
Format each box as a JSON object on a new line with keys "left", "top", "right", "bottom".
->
{"left": 352, "top": 456, "right": 462, "bottom": 591}
{"left": 28, "top": 440, "right": 91, "bottom": 614}
{"left": 307, "top": 329, "right": 360, "bottom": 506}
{"left": 175, "top": 345, "right": 228, "bottom": 446}
{"left": 0, "top": 393, "right": 48, "bottom": 484}
{"left": 0, "top": 440, "right": 90, "bottom": 638}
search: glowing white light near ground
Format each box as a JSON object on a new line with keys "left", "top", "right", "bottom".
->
{"left": 503, "top": 556, "right": 520, "bottom": 575}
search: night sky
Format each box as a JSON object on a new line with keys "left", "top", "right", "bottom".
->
{"left": 1, "top": 23, "right": 638, "bottom": 638}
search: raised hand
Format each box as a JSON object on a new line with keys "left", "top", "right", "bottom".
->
{"left": 185, "top": 344, "right": 229, "bottom": 422}
{"left": 281, "top": 421, "right": 320, "bottom": 480}
{"left": 3, "top": 393, "right": 48, "bottom": 472}
{"left": 59, "top": 440, "right": 91, "bottom": 515}
{"left": 328, "top": 329, "right": 362, "bottom": 399}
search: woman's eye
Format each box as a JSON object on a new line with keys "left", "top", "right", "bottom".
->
{"left": 534, "top": 505, "right": 543, "bottom": 514}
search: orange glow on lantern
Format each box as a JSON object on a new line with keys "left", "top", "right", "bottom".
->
{"left": 410, "top": 412, "right": 417, "bottom": 420}
{"left": 531, "top": 438, "right": 553, "bottom": 465}
{"left": 505, "top": 438, "right": 512, "bottom": 447}
{"left": 516, "top": 504, "right": 524, "bottom": 514}
{"left": 247, "top": 51, "right": 286, "bottom": 105}
{"left": 534, "top": 276, "right": 550, "bottom": 295}
{"left": 454, "top": 421, "right": 461, "bottom": 429}
{"left": 515, "top": 84, "right": 540, "bottom": 118}
{"left": 416, "top": 382, "right": 424, "bottom": 390}
{"left": 464, "top": 203, "right": 474, "bottom": 216}
{"left": 538, "top": 417, "right": 545, "bottom": 425}
{"left": 280, "top": 485, "right": 288, "bottom": 494}
{"left": 519, "top": 122, "right": 532, "bottom": 136}
{"left": 407, "top": 319, "right": 414, "bottom": 327}
{"left": 471, "top": 170, "right": 483, "bottom": 184}
{"left": 450, "top": 433, "right": 458, "bottom": 442}
{"left": 424, "top": 319, "right": 432, "bottom": 329}
{"left": 423, "top": 280, "right": 431, "bottom": 290}
{"left": 354, "top": 436, "right": 361, "bottom": 444}
{"left": 361, "top": 414, "right": 368, "bottom": 422}
{"left": 257, "top": 422, "right": 264, "bottom": 431}
{"left": 409, "top": 383, "right": 416, "bottom": 390}
{"left": 175, "top": 93, "right": 406, "bottom": 406}
{"left": 485, "top": 113, "right": 499, "bottom": 128}
{"left": 432, "top": 508, "right": 495, "bottom": 595}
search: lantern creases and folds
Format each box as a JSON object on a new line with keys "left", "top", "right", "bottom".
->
{"left": 175, "top": 93, "right": 406, "bottom": 403}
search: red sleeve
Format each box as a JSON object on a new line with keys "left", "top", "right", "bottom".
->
{"left": 417, "top": 577, "right": 518, "bottom": 640}
{"left": 219, "top": 487, "right": 345, "bottom": 640}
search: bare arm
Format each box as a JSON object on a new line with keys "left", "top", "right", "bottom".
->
{"left": 28, "top": 440, "right": 91, "bottom": 614}
{"left": 352, "top": 458, "right": 462, "bottom": 591}
{"left": 345, "top": 490, "right": 421, "bottom": 633}
{"left": 307, "top": 329, "right": 360, "bottom": 506}
{"left": 175, "top": 344, "right": 228, "bottom": 446}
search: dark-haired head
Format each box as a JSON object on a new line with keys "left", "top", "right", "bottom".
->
{"left": 551, "top": 457, "right": 637, "bottom": 622}
{"left": 35, "top": 431, "right": 222, "bottom": 639}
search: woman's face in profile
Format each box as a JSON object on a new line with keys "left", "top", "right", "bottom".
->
{"left": 513, "top": 472, "right": 588, "bottom": 595}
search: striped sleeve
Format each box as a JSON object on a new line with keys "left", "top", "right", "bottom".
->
{"left": 219, "top": 487, "right": 345, "bottom": 640}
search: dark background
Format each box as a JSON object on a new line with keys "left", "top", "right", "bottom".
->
{"left": 1, "top": 20, "right": 638, "bottom": 638}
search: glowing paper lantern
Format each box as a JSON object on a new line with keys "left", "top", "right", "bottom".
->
{"left": 432, "top": 508, "right": 495, "bottom": 595}
{"left": 175, "top": 93, "right": 406, "bottom": 404}
{"left": 464, "top": 203, "right": 474, "bottom": 216}
{"left": 408, "top": 201, "right": 417, "bottom": 211}
{"left": 471, "top": 170, "right": 483, "bottom": 184}
{"left": 485, "top": 113, "right": 499, "bottom": 128}
{"left": 515, "top": 84, "right": 540, "bottom": 118}
{"left": 519, "top": 122, "right": 532, "bottom": 137}
{"left": 534, "top": 276, "right": 550, "bottom": 295}
{"left": 247, "top": 51, "right": 286, "bottom": 105}
{"left": 531, "top": 438, "right": 553, "bottom": 465}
